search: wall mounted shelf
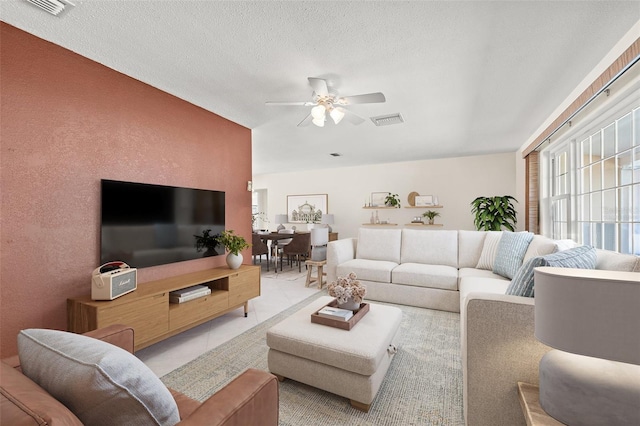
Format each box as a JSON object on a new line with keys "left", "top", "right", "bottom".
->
{"left": 404, "top": 223, "right": 444, "bottom": 227}
{"left": 405, "top": 205, "right": 443, "bottom": 209}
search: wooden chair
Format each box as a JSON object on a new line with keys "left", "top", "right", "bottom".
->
{"left": 281, "top": 232, "right": 311, "bottom": 272}
{"left": 252, "top": 233, "right": 269, "bottom": 271}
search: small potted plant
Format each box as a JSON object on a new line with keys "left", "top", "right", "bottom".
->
{"left": 384, "top": 193, "right": 401, "bottom": 208}
{"left": 218, "top": 230, "right": 251, "bottom": 269}
{"left": 193, "top": 229, "right": 221, "bottom": 257}
{"left": 422, "top": 210, "right": 441, "bottom": 225}
{"left": 328, "top": 272, "right": 367, "bottom": 311}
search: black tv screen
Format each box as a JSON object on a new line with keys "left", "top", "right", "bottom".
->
{"left": 100, "top": 179, "right": 225, "bottom": 268}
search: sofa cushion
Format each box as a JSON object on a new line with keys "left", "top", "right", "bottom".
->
{"left": 400, "top": 229, "right": 459, "bottom": 267}
{"left": 458, "top": 275, "right": 511, "bottom": 302}
{"left": 523, "top": 234, "right": 557, "bottom": 262}
{"left": 17, "top": 329, "right": 180, "bottom": 426}
{"left": 475, "top": 232, "right": 503, "bottom": 270}
{"left": 595, "top": 249, "right": 640, "bottom": 272}
{"left": 458, "top": 231, "right": 487, "bottom": 268}
{"left": 506, "top": 245, "right": 597, "bottom": 297}
{"left": 337, "top": 258, "right": 398, "bottom": 283}
{"left": 356, "top": 228, "right": 402, "bottom": 263}
{"left": 392, "top": 263, "right": 459, "bottom": 291}
{"left": 493, "top": 232, "right": 534, "bottom": 279}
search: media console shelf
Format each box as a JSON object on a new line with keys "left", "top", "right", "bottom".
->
{"left": 67, "top": 265, "right": 260, "bottom": 351}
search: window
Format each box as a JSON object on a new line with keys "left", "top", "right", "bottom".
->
{"left": 542, "top": 97, "right": 640, "bottom": 255}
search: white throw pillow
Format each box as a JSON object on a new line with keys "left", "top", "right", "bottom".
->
{"left": 18, "top": 329, "right": 180, "bottom": 426}
{"left": 475, "top": 231, "right": 503, "bottom": 270}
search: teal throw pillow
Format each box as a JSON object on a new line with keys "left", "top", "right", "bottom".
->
{"left": 506, "top": 245, "right": 597, "bottom": 297}
{"left": 493, "top": 232, "right": 534, "bottom": 279}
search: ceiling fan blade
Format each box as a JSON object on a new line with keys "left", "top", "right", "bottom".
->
{"left": 266, "top": 101, "right": 316, "bottom": 106}
{"left": 297, "top": 113, "right": 313, "bottom": 127}
{"left": 342, "top": 109, "right": 366, "bottom": 125}
{"left": 308, "top": 78, "right": 329, "bottom": 96}
{"left": 339, "top": 92, "right": 386, "bottom": 105}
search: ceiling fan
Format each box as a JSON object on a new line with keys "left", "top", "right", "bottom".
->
{"left": 265, "top": 77, "right": 386, "bottom": 127}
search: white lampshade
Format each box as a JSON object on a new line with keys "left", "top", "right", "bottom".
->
{"left": 329, "top": 107, "right": 345, "bottom": 124}
{"left": 274, "top": 214, "right": 288, "bottom": 224}
{"left": 311, "top": 105, "right": 326, "bottom": 120}
{"left": 312, "top": 117, "right": 325, "bottom": 127}
{"left": 320, "top": 214, "right": 334, "bottom": 225}
{"left": 534, "top": 267, "right": 640, "bottom": 365}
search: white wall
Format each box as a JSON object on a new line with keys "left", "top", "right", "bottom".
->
{"left": 253, "top": 152, "right": 520, "bottom": 239}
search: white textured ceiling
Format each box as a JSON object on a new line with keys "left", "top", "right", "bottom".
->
{"left": 1, "top": 1, "right": 639, "bottom": 175}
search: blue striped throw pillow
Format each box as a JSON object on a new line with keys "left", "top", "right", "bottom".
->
{"left": 493, "top": 232, "right": 534, "bottom": 279}
{"left": 506, "top": 245, "right": 597, "bottom": 297}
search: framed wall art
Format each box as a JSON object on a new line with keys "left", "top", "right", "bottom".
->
{"left": 287, "top": 194, "right": 328, "bottom": 223}
{"left": 415, "top": 195, "right": 434, "bottom": 206}
{"left": 370, "top": 192, "right": 388, "bottom": 207}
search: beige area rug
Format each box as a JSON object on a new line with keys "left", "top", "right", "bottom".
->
{"left": 162, "top": 292, "right": 464, "bottom": 425}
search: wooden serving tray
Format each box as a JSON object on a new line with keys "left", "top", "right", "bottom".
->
{"left": 310, "top": 299, "right": 370, "bottom": 330}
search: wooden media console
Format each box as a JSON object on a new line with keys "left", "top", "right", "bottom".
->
{"left": 67, "top": 265, "right": 260, "bottom": 351}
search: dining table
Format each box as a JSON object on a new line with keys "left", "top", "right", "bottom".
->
{"left": 255, "top": 232, "right": 307, "bottom": 270}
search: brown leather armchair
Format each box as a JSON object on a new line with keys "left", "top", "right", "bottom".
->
{"left": 1, "top": 324, "right": 279, "bottom": 425}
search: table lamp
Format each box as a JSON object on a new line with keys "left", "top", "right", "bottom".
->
{"left": 321, "top": 214, "right": 334, "bottom": 232}
{"left": 274, "top": 214, "right": 288, "bottom": 231}
{"left": 533, "top": 267, "right": 640, "bottom": 426}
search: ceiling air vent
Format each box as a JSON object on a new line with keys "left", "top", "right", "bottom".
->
{"left": 25, "top": 0, "right": 75, "bottom": 16}
{"left": 370, "top": 113, "right": 404, "bottom": 127}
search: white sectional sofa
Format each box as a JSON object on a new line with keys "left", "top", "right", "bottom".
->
{"left": 326, "top": 227, "right": 640, "bottom": 426}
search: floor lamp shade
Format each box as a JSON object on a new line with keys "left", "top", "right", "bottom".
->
{"left": 533, "top": 267, "right": 640, "bottom": 426}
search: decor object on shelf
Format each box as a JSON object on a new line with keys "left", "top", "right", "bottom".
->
{"left": 328, "top": 272, "right": 367, "bottom": 311}
{"left": 470, "top": 195, "right": 518, "bottom": 231}
{"left": 219, "top": 230, "right": 250, "bottom": 269}
{"left": 194, "top": 229, "right": 221, "bottom": 257}
{"left": 384, "top": 193, "right": 401, "bottom": 208}
{"left": 411, "top": 216, "right": 424, "bottom": 224}
{"left": 415, "top": 195, "right": 434, "bottom": 206}
{"left": 265, "top": 77, "right": 385, "bottom": 128}
{"left": 407, "top": 191, "right": 419, "bottom": 206}
{"left": 533, "top": 267, "right": 640, "bottom": 426}
{"left": 370, "top": 192, "right": 387, "bottom": 207}
{"left": 274, "top": 214, "right": 288, "bottom": 231}
{"left": 287, "top": 194, "right": 328, "bottom": 223}
{"left": 422, "top": 210, "right": 440, "bottom": 225}
{"left": 321, "top": 213, "right": 334, "bottom": 232}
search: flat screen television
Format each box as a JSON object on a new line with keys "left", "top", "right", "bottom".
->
{"left": 100, "top": 179, "right": 225, "bottom": 268}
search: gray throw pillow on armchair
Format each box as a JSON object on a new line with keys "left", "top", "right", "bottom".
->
{"left": 18, "top": 329, "right": 180, "bottom": 426}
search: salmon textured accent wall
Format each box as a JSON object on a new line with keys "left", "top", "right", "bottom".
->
{"left": 0, "top": 23, "right": 252, "bottom": 357}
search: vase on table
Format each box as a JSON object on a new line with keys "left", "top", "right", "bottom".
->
{"left": 226, "top": 253, "right": 243, "bottom": 270}
{"left": 337, "top": 296, "right": 361, "bottom": 311}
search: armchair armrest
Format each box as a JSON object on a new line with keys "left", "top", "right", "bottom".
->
{"left": 462, "top": 293, "right": 550, "bottom": 426}
{"left": 83, "top": 324, "right": 134, "bottom": 354}
{"left": 176, "top": 368, "right": 278, "bottom": 426}
{"left": 326, "top": 237, "right": 357, "bottom": 284}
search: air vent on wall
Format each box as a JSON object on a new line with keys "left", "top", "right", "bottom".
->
{"left": 25, "top": 0, "right": 75, "bottom": 16}
{"left": 370, "top": 113, "right": 405, "bottom": 127}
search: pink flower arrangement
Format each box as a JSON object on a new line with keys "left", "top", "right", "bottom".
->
{"left": 328, "top": 272, "right": 367, "bottom": 304}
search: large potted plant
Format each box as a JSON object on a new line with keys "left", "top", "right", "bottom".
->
{"left": 470, "top": 195, "right": 518, "bottom": 231}
{"left": 194, "top": 229, "right": 221, "bottom": 257}
{"left": 218, "top": 230, "right": 251, "bottom": 269}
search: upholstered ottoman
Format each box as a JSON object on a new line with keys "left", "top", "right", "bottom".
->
{"left": 266, "top": 296, "right": 402, "bottom": 411}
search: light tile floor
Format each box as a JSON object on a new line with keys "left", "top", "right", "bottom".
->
{"left": 136, "top": 264, "right": 321, "bottom": 377}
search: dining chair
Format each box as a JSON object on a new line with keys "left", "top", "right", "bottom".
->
{"left": 272, "top": 229, "right": 294, "bottom": 269}
{"left": 282, "top": 232, "right": 311, "bottom": 272}
{"left": 251, "top": 233, "right": 269, "bottom": 271}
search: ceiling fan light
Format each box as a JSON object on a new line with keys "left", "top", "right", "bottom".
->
{"left": 311, "top": 105, "right": 326, "bottom": 120}
{"left": 312, "top": 117, "right": 325, "bottom": 127}
{"left": 330, "top": 108, "right": 345, "bottom": 124}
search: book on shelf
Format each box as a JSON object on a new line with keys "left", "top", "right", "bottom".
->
{"left": 169, "top": 285, "right": 211, "bottom": 303}
{"left": 317, "top": 306, "right": 354, "bottom": 321}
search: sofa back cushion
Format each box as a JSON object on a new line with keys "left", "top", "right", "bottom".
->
{"left": 356, "top": 228, "right": 402, "bottom": 263}
{"left": 595, "top": 249, "right": 640, "bottom": 272}
{"left": 400, "top": 229, "right": 459, "bottom": 267}
{"left": 458, "top": 230, "right": 487, "bottom": 268}
{"left": 18, "top": 329, "right": 180, "bottom": 426}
